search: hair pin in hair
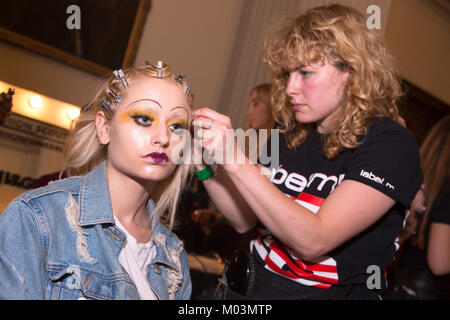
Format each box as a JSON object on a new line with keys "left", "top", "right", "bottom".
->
{"left": 113, "top": 69, "right": 129, "bottom": 88}
{"left": 156, "top": 61, "right": 163, "bottom": 78}
{"left": 185, "top": 83, "right": 191, "bottom": 99}
{"left": 174, "top": 74, "right": 185, "bottom": 83}
{"left": 101, "top": 98, "right": 113, "bottom": 116}
{"left": 108, "top": 89, "right": 122, "bottom": 104}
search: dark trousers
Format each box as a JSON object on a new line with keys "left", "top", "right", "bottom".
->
{"left": 220, "top": 259, "right": 380, "bottom": 300}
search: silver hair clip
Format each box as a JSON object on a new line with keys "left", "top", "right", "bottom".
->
{"left": 156, "top": 61, "right": 163, "bottom": 78}
{"left": 175, "top": 74, "right": 191, "bottom": 98}
{"left": 113, "top": 69, "right": 129, "bottom": 88}
{"left": 101, "top": 99, "right": 113, "bottom": 116}
{"left": 185, "top": 83, "right": 191, "bottom": 99}
{"left": 108, "top": 89, "right": 122, "bottom": 104}
{"left": 174, "top": 74, "right": 185, "bottom": 83}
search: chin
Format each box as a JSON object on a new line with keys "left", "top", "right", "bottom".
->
{"left": 141, "top": 165, "right": 176, "bottom": 181}
{"left": 294, "top": 112, "right": 315, "bottom": 124}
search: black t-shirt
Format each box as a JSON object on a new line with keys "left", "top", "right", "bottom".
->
{"left": 430, "top": 177, "right": 450, "bottom": 225}
{"left": 399, "top": 176, "right": 450, "bottom": 269}
{"left": 251, "top": 117, "right": 423, "bottom": 289}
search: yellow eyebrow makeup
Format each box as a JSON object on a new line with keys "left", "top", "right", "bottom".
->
{"left": 119, "top": 108, "right": 159, "bottom": 125}
{"left": 120, "top": 107, "right": 188, "bottom": 130}
{"left": 167, "top": 118, "right": 188, "bottom": 130}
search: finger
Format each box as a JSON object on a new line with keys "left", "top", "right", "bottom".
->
{"left": 193, "top": 108, "right": 232, "bottom": 127}
{"left": 192, "top": 118, "right": 213, "bottom": 129}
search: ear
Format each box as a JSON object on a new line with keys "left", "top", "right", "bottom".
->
{"left": 95, "top": 111, "right": 111, "bottom": 145}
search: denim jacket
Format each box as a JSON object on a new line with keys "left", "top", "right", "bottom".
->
{"left": 0, "top": 162, "right": 191, "bottom": 300}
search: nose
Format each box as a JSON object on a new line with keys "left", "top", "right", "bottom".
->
{"left": 151, "top": 123, "right": 170, "bottom": 148}
{"left": 285, "top": 73, "right": 302, "bottom": 97}
{"left": 245, "top": 104, "right": 252, "bottom": 118}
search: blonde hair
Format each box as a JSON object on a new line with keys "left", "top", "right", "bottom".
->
{"left": 64, "top": 62, "right": 194, "bottom": 230}
{"left": 415, "top": 115, "right": 450, "bottom": 249}
{"left": 244, "top": 83, "right": 275, "bottom": 132}
{"left": 263, "top": 4, "right": 404, "bottom": 158}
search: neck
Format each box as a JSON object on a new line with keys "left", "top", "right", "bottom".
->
{"left": 106, "top": 162, "right": 154, "bottom": 227}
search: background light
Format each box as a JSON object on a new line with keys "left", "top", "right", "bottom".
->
{"left": 28, "top": 95, "right": 43, "bottom": 108}
{"left": 67, "top": 107, "right": 81, "bottom": 120}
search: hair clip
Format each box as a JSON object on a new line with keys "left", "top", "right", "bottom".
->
{"left": 175, "top": 73, "right": 191, "bottom": 98}
{"left": 156, "top": 61, "right": 163, "bottom": 78}
{"left": 174, "top": 74, "right": 185, "bottom": 83}
{"left": 101, "top": 98, "right": 113, "bottom": 116}
{"left": 113, "top": 69, "right": 129, "bottom": 88}
{"left": 185, "top": 83, "right": 191, "bottom": 99}
{"left": 108, "top": 89, "right": 122, "bottom": 104}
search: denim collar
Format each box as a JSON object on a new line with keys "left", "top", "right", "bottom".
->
{"left": 77, "top": 162, "right": 156, "bottom": 227}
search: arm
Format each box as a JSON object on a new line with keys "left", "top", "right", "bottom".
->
{"left": 200, "top": 166, "right": 258, "bottom": 233}
{"left": 192, "top": 111, "right": 258, "bottom": 233}
{"left": 427, "top": 223, "right": 450, "bottom": 276}
{"left": 225, "top": 162, "right": 395, "bottom": 260}
{"left": 193, "top": 108, "right": 396, "bottom": 260}
{"left": 0, "top": 199, "right": 47, "bottom": 299}
{"left": 399, "top": 189, "right": 425, "bottom": 244}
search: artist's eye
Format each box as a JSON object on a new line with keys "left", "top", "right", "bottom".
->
{"left": 131, "top": 114, "right": 153, "bottom": 127}
{"left": 300, "top": 70, "right": 312, "bottom": 77}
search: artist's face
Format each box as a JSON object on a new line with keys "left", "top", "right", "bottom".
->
{"left": 246, "top": 90, "right": 271, "bottom": 130}
{"left": 98, "top": 77, "right": 190, "bottom": 184}
{"left": 285, "top": 59, "right": 348, "bottom": 133}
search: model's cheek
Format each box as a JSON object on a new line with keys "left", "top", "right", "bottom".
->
{"left": 125, "top": 126, "right": 151, "bottom": 151}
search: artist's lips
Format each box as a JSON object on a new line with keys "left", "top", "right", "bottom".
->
{"left": 144, "top": 152, "right": 169, "bottom": 164}
{"left": 292, "top": 102, "right": 307, "bottom": 111}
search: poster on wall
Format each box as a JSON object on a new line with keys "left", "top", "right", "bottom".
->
{"left": 0, "top": 113, "right": 67, "bottom": 212}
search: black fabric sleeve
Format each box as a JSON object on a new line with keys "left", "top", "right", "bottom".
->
{"left": 430, "top": 178, "right": 450, "bottom": 225}
{"left": 344, "top": 118, "right": 423, "bottom": 208}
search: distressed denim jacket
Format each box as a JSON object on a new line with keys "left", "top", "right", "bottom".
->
{"left": 0, "top": 162, "right": 192, "bottom": 300}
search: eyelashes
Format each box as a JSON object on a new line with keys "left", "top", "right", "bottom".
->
{"left": 129, "top": 112, "right": 188, "bottom": 134}
{"left": 131, "top": 113, "right": 154, "bottom": 126}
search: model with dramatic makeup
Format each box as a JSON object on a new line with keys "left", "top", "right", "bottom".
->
{"left": 193, "top": 5, "right": 423, "bottom": 299}
{"left": 0, "top": 62, "right": 193, "bottom": 300}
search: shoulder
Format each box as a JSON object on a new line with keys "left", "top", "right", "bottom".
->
{"left": 2, "top": 176, "right": 83, "bottom": 221}
{"left": 357, "top": 117, "right": 421, "bottom": 160}
{"left": 344, "top": 117, "right": 423, "bottom": 207}
{"left": 365, "top": 117, "right": 417, "bottom": 144}
{"left": 15, "top": 176, "right": 83, "bottom": 203}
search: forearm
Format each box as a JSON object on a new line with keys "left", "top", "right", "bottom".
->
{"left": 225, "top": 162, "right": 324, "bottom": 259}
{"left": 201, "top": 166, "right": 258, "bottom": 233}
{"left": 225, "top": 162, "right": 395, "bottom": 261}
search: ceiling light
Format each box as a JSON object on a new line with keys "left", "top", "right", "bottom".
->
{"left": 28, "top": 95, "right": 43, "bottom": 108}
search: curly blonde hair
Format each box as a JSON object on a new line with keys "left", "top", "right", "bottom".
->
{"left": 263, "top": 4, "right": 404, "bottom": 158}
{"left": 64, "top": 62, "right": 193, "bottom": 230}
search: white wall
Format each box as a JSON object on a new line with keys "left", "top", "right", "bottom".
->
{"left": 134, "top": 0, "right": 244, "bottom": 109}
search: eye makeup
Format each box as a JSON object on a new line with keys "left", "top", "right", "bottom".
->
{"left": 120, "top": 108, "right": 158, "bottom": 127}
{"left": 120, "top": 107, "right": 188, "bottom": 133}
